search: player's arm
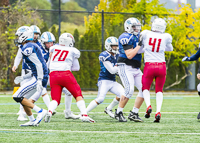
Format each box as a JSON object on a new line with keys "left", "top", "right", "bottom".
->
{"left": 103, "top": 61, "right": 118, "bottom": 74}
{"left": 124, "top": 35, "right": 143, "bottom": 59}
{"left": 71, "top": 58, "right": 80, "bottom": 71}
{"left": 166, "top": 34, "right": 173, "bottom": 51}
{"left": 28, "top": 53, "right": 44, "bottom": 80}
{"left": 12, "top": 48, "right": 23, "bottom": 72}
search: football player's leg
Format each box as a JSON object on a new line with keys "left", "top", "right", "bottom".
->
{"left": 62, "top": 88, "right": 79, "bottom": 119}
{"left": 87, "top": 80, "right": 111, "bottom": 113}
{"left": 154, "top": 63, "right": 166, "bottom": 122}
{"left": 118, "top": 65, "right": 134, "bottom": 112}
{"left": 45, "top": 74, "right": 62, "bottom": 123}
{"left": 106, "top": 82, "right": 123, "bottom": 118}
{"left": 142, "top": 63, "right": 154, "bottom": 114}
{"left": 63, "top": 71, "right": 95, "bottom": 123}
{"left": 128, "top": 70, "right": 144, "bottom": 122}
{"left": 197, "top": 83, "right": 200, "bottom": 96}
{"left": 115, "top": 65, "right": 135, "bottom": 122}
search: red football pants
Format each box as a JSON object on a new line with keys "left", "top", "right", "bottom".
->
{"left": 142, "top": 62, "right": 166, "bottom": 93}
{"left": 50, "top": 71, "right": 82, "bottom": 105}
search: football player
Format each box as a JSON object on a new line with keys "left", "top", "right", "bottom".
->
{"left": 182, "top": 43, "right": 200, "bottom": 119}
{"left": 44, "top": 33, "right": 95, "bottom": 123}
{"left": 115, "top": 17, "right": 144, "bottom": 122}
{"left": 86, "top": 36, "right": 124, "bottom": 118}
{"left": 12, "top": 26, "right": 48, "bottom": 126}
{"left": 140, "top": 18, "right": 173, "bottom": 122}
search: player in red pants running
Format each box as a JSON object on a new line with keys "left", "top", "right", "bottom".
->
{"left": 140, "top": 18, "right": 173, "bottom": 122}
{"left": 44, "top": 33, "right": 95, "bottom": 123}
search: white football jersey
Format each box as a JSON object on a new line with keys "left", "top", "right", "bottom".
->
{"left": 49, "top": 44, "right": 80, "bottom": 72}
{"left": 141, "top": 30, "right": 173, "bottom": 63}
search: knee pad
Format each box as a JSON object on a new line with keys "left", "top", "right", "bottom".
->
{"left": 137, "top": 90, "right": 143, "bottom": 98}
{"left": 95, "top": 97, "right": 105, "bottom": 104}
{"left": 124, "top": 87, "right": 134, "bottom": 98}
{"left": 13, "top": 97, "right": 24, "bottom": 103}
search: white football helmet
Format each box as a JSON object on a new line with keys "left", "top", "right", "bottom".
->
{"left": 41, "top": 32, "right": 55, "bottom": 43}
{"left": 105, "top": 36, "right": 119, "bottom": 54}
{"left": 41, "top": 32, "right": 56, "bottom": 50}
{"left": 59, "top": 33, "right": 75, "bottom": 47}
{"left": 151, "top": 18, "right": 166, "bottom": 33}
{"left": 30, "top": 25, "right": 41, "bottom": 34}
{"left": 124, "top": 18, "right": 141, "bottom": 35}
{"left": 15, "top": 26, "right": 34, "bottom": 44}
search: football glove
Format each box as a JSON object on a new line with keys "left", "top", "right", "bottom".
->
{"left": 138, "top": 34, "right": 143, "bottom": 46}
{"left": 182, "top": 56, "right": 190, "bottom": 61}
{"left": 36, "top": 79, "right": 43, "bottom": 93}
{"left": 14, "top": 76, "right": 24, "bottom": 84}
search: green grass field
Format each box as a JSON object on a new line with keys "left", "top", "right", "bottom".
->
{"left": 0, "top": 93, "right": 200, "bottom": 143}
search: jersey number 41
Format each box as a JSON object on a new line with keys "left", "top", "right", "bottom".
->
{"left": 149, "top": 38, "right": 162, "bottom": 52}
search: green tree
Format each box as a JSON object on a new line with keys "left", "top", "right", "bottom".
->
{"left": 26, "top": 0, "right": 51, "bottom": 27}
{"left": 0, "top": 1, "right": 43, "bottom": 90}
{"left": 40, "top": 22, "right": 49, "bottom": 34}
{"left": 50, "top": 0, "right": 60, "bottom": 25}
{"left": 61, "top": 1, "right": 86, "bottom": 25}
{"left": 73, "top": 29, "right": 79, "bottom": 47}
{"left": 50, "top": 25, "right": 59, "bottom": 42}
{"left": 74, "top": 0, "right": 100, "bottom": 11}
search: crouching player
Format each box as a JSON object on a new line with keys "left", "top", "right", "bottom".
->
{"left": 45, "top": 33, "right": 95, "bottom": 123}
{"left": 13, "top": 26, "right": 48, "bottom": 126}
{"left": 86, "top": 36, "right": 124, "bottom": 118}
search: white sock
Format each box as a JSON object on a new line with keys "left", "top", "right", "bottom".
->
{"left": 132, "top": 107, "right": 139, "bottom": 113}
{"left": 48, "top": 100, "right": 58, "bottom": 113}
{"left": 42, "top": 94, "right": 51, "bottom": 108}
{"left": 77, "top": 100, "right": 87, "bottom": 115}
{"left": 33, "top": 105, "right": 42, "bottom": 113}
{"left": 20, "top": 104, "right": 24, "bottom": 112}
{"left": 117, "top": 107, "right": 123, "bottom": 114}
{"left": 156, "top": 92, "right": 163, "bottom": 113}
{"left": 107, "top": 98, "right": 119, "bottom": 110}
{"left": 143, "top": 89, "right": 151, "bottom": 107}
{"left": 65, "top": 94, "right": 72, "bottom": 112}
{"left": 86, "top": 100, "right": 98, "bottom": 113}
{"left": 28, "top": 115, "right": 35, "bottom": 122}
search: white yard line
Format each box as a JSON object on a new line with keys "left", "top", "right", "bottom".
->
{"left": 0, "top": 128, "right": 200, "bottom": 135}
{"left": 3, "top": 112, "right": 200, "bottom": 114}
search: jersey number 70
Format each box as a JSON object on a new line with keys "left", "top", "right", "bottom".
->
{"left": 149, "top": 38, "right": 162, "bottom": 52}
{"left": 52, "top": 49, "right": 69, "bottom": 61}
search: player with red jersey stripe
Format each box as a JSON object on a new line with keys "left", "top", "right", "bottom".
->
{"left": 140, "top": 18, "right": 173, "bottom": 122}
{"left": 45, "top": 33, "right": 95, "bottom": 123}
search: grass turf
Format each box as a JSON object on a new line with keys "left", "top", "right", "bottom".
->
{"left": 0, "top": 94, "right": 200, "bottom": 142}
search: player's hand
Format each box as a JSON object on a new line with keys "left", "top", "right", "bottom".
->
{"left": 12, "top": 66, "right": 17, "bottom": 72}
{"left": 182, "top": 56, "right": 189, "bottom": 62}
{"left": 138, "top": 34, "right": 143, "bottom": 46}
{"left": 36, "top": 79, "right": 43, "bottom": 93}
{"left": 14, "top": 76, "right": 24, "bottom": 84}
{"left": 197, "top": 74, "right": 200, "bottom": 80}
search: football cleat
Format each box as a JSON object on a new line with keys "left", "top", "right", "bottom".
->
{"left": 20, "top": 120, "right": 38, "bottom": 127}
{"left": 145, "top": 105, "right": 152, "bottom": 118}
{"left": 64, "top": 110, "right": 80, "bottom": 119}
{"left": 104, "top": 107, "right": 114, "bottom": 118}
{"left": 80, "top": 114, "right": 95, "bottom": 123}
{"left": 52, "top": 110, "right": 56, "bottom": 116}
{"left": 114, "top": 109, "right": 127, "bottom": 122}
{"left": 44, "top": 112, "right": 52, "bottom": 123}
{"left": 128, "top": 111, "right": 143, "bottom": 122}
{"left": 34, "top": 109, "right": 47, "bottom": 125}
{"left": 197, "top": 112, "right": 200, "bottom": 119}
{"left": 154, "top": 112, "right": 161, "bottom": 123}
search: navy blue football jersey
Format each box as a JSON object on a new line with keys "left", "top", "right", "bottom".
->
{"left": 98, "top": 51, "right": 119, "bottom": 82}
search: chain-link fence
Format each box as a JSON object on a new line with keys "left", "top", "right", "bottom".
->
{"left": 0, "top": 5, "right": 198, "bottom": 91}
